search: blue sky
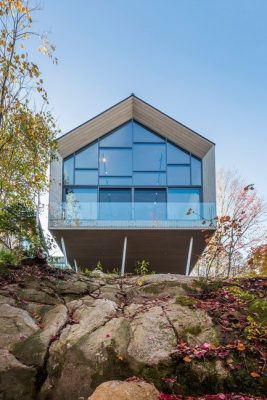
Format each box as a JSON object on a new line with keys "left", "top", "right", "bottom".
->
{"left": 35, "top": 0, "right": 267, "bottom": 198}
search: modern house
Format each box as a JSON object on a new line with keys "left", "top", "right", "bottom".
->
{"left": 48, "top": 95, "right": 216, "bottom": 275}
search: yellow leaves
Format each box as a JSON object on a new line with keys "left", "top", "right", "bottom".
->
{"left": 237, "top": 341, "right": 246, "bottom": 352}
{"left": 250, "top": 371, "right": 260, "bottom": 378}
{"left": 183, "top": 355, "right": 192, "bottom": 363}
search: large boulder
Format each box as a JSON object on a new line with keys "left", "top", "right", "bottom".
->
{"left": 0, "top": 303, "right": 39, "bottom": 350}
{"left": 0, "top": 349, "right": 36, "bottom": 400}
{"left": 88, "top": 380, "right": 159, "bottom": 400}
{"left": 13, "top": 304, "right": 68, "bottom": 367}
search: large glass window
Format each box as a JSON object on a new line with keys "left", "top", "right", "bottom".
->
{"left": 75, "top": 142, "right": 98, "bottom": 169}
{"left": 63, "top": 157, "right": 74, "bottom": 185}
{"left": 62, "top": 120, "right": 203, "bottom": 221}
{"left": 133, "top": 144, "right": 166, "bottom": 171}
{"left": 168, "top": 188, "right": 200, "bottom": 220}
{"left": 133, "top": 172, "right": 166, "bottom": 186}
{"left": 191, "top": 156, "right": 202, "bottom": 185}
{"left": 65, "top": 188, "right": 97, "bottom": 220}
{"left": 100, "top": 123, "right": 132, "bottom": 147}
{"left": 134, "top": 189, "right": 167, "bottom": 220}
{"left": 133, "top": 122, "right": 164, "bottom": 143}
{"left": 167, "top": 165, "right": 191, "bottom": 185}
{"left": 99, "top": 149, "right": 132, "bottom": 176}
{"left": 167, "top": 142, "right": 190, "bottom": 164}
{"left": 75, "top": 170, "right": 98, "bottom": 185}
{"left": 99, "top": 189, "right": 132, "bottom": 220}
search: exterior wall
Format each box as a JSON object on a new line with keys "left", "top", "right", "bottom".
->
{"left": 49, "top": 152, "right": 63, "bottom": 206}
{"left": 202, "top": 146, "right": 216, "bottom": 203}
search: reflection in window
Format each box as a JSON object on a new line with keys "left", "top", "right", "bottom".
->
{"left": 99, "top": 189, "right": 132, "bottom": 219}
{"left": 65, "top": 188, "right": 97, "bottom": 220}
{"left": 168, "top": 188, "right": 200, "bottom": 220}
{"left": 99, "top": 149, "right": 132, "bottom": 176}
{"left": 75, "top": 142, "right": 98, "bottom": 169}
{"left": 63, "top": 157, "right": 74, "bottom": 185}
{"left": 191, "top": 156, "right": 202, "bottom": 185}
{"left": 133, "top": 122, "right": 164, "bottom": 143}
{"left": 100, "top": 123, "right": 132, "bottom": 147}
{"left": 167, "top": 165, "right": 191, "bottom": 185}
{"left": 134, "top": 189, "right": 167, "bottom": 220}
{"left": 133, "top": 144, "right": 166, "bottom": 171}
{"left": 167, "top": 142, "right": 190, "bottom": 164}
{"left": 133, "top": 172, "right": 166, "bottom": 186}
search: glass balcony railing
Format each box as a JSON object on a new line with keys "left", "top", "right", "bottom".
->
{"left": 49, "top": 202, "right": 217, "bottom": 229}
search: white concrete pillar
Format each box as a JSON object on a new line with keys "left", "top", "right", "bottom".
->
{"left": 185, "top": 236, "right": 193, "bottom": 276}
{"left": 121, "top": 236, "right": 128, "bottom": 276}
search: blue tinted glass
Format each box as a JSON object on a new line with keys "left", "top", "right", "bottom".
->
{"left": 191, "top": 156, "right": 202, "bottom": 185}
{"left": 99, "top": 189, "right": 132, "bottom": 219}
{"left": 65, "top": 188, "right": 97, "bottom": 220}
{"left": 167, "top": 165, "right": 191, "bottom": 185}
{"left": 100, "top": 122, "right": 132, "bottom": 147}
{"left": 133, "top": 172, "right": 166, "bottom": 186}
{"left": 63, "top": 157, "right": 74, "bottom": 185}
{"left": 134, "top": 189, "right": 167, "bottom": 220}
{"left": 133, "top": 122, "right": 164, "bottom": 143}
{"left": 167, "top": 142, "right": 190, "bottom": 164}
{"left": 99, "top": 149, "right": 132, "bottom": 176}
{"left": 99, "top": 177, "right": 132, "bottom": 185}
{"left": 168, "top": 188, "right": 200, "bottom": 220}
{"left": 133, "top": 144, "right": 166, "bottom": 171}
{"left": 75, "top": 142, "right": 98, "bottom": 168}
{"left": 75, "top": 170, "right": 98, "bottom": 185}
{"left": 168, "top": 188, "right": 200, "bottom": 202}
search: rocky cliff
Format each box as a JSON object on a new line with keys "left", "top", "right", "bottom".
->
{"left": 0, "top": 264, "right": 266, "bottom": 399}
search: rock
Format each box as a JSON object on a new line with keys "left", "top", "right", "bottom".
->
{"left": 13, "top": 304, "right": 68, "bottom": 367}
{"left": 0, "top": 349, "right": 36, "bottom": 400}
{"left": 163, "top": 303, "right": 219, "bottom": 346}
{"left": 88, "top": 380, "right": 159, "bottom": 400}
{"left": 18, "top": 287, "right": 59, "bottom": 305}
{"left": 0, "top": 293, "right": 16, "bottom": 305}
{"left": 127, "top": 305, "right": 176, "bottom": 369}
{"left": 0, "top": 303, "right": 39, "bottom": 350}
{"left": 42, "top": 317, "right": 131, "bottom": 399}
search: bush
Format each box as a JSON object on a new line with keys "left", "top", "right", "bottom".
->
{"left": 0, "top": 249, "right": 18, "bottom": 279}
{"left": 134, "top": 260, "right": 152, "bottom": 275}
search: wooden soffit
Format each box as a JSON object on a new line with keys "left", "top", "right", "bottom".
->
{"left": 57, "top": 95, "right": 214, "bottom": 159}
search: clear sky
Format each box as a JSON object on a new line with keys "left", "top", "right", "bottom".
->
{"left": 35, "top": 0, "right": 267, "bottom": 199}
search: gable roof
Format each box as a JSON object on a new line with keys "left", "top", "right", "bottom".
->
{"left": 57, "top": 95, "right": 215, "bottom": 159}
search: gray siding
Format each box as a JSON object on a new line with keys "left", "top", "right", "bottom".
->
{"left": 202, "top": 146, "right": 216, "bottom": 203}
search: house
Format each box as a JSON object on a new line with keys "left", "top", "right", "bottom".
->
{"left": 48, "top": 95, "right": 216, "bottom": 275}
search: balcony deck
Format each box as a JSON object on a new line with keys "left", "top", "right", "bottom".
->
{"left": 49, "top": 202, "right": 216, "bottom": 274}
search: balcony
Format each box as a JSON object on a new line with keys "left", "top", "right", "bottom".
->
{"left": 49, "top": 202, "right": 216, "bottom": 230}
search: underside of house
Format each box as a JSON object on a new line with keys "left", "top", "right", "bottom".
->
{"left": 49, "top": 95, "right": 216, "bottom": 274}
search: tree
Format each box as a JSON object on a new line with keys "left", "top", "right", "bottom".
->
{"left": 0, "top": 0, "right": 58, "bottom": 253}
{"left": 248, "top": 244, "right": 267, "bottom": 276}
{"left": 196, "top": 169, "right": 267, "bottom": 278}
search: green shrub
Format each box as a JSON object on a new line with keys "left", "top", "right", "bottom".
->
{"left": 134, "top": 259, "right": 152, "bottom": 275}
{"left": 0, "top": 249, "right": 18, "bottom": 279}
{"left": 193, "top": 277, "right": 224, "bottom": 293}
{"left": 175, "top": 295, "right": 197, "bottom": 307}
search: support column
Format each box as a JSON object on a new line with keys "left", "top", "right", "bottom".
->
{"left": 61, "top": 237, "right": 69, "bottom": 268}
{"left": 185, "top": 236, "right": 193, "bottom": 276}
{"left": 121, "top": 236, "right": 127, "bottom": 276}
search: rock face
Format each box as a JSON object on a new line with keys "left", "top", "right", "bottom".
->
{"left": 88, "top": 380, "right": 159, "bottom": 400}
{"left": 0, "top": 267, "right": 265, "bottom": 399}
